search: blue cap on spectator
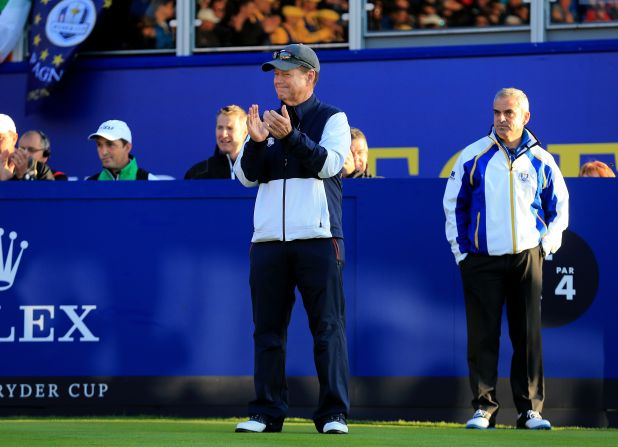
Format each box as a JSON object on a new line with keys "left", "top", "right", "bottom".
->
{"left": 262, "top": 44, "right": 320, "bottom": 73}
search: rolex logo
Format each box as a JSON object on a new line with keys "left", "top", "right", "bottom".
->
{"left": 0, "top": 228, "right": 29, "bottom": 292}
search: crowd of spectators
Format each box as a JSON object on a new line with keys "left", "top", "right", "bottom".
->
{"left": 366, "top": 0, "right": 618, "bottom": 31}
{"left": 1, "top": 107, "right": 383, "bottom": 181}
{"left": 196, "top": 0, "right": 348, "bottom": 47}
{"left": 79, "top": 0, "right": 618, "bottom": 51}
{"left": 82, "top": 0, "right": 349, "bottom": 52}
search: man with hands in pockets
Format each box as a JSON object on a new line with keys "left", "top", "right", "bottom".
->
{"left": 234, "top": 44, "right": 351, "bottom": 435}
{"left": 443, "top": 88, "right": 569, "bottom": 430}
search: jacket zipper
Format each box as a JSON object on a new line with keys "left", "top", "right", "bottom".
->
{"left": 502, "top": 148, "right": 517, "bottom": 253}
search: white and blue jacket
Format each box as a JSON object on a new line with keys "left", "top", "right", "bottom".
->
{"left": 234, "top": 94, "right": 351, "bottom": 243}
{"left": 443, "top": 127, "right": 569, "bottom": 264}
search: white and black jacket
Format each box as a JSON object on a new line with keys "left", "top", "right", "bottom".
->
{"left": 234, "top": 94, "right": 351, "bottom": 243}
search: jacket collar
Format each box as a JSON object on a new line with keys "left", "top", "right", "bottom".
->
{"left": 99, "top": 155, "right": 138, "bottom": 181}
{"left": 489, "top": 126, "right": 539, "bottom": 157}
{"left": 283, "top": 94, "right": 318, "bottom": 122}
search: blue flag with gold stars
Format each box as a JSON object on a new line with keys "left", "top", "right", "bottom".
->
{"left": 27, "top": 0, "right": 112, "bottom": 113}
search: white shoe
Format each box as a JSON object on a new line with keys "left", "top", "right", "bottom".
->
{"left": 323, "top": 414, "right": 348, "bottom": 434}
{"left": 517, "top": 410, "right": 551, "bottom": 430}
{"left": 235, "top": 419, "right": 266, "bottom": 433}
{"left": 466, "top": 409, "right": 493, "bottom": 429}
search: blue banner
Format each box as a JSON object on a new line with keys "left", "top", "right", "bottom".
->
{"left": 0, "top": 180, "right": 615, "bottom": 379}
{"left": 26, "top": 0, "right": 108, "bottom": 112}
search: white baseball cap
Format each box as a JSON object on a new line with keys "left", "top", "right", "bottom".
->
{"left": 0, "top": 114, "right": 17, "bottom": 133}
{"left": 88, "top": 119, "right": 132, "bottom": 143}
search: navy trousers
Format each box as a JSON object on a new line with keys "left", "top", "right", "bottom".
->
{"left": 248, "top": 238, "right": 350, "bottom": 426}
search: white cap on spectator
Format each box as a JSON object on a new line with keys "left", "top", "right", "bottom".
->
{"left": 88, "top": 119, "right": 132, "bottom": 143}
{"left": 0, "top": 114, "right": 17, "bottom": 133}
{"left": 198, "top": 9, "right": 221, "bottom": 24}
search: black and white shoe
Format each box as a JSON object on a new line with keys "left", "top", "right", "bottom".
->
{"left": 322, "top": 414, "right": 348, "bottom": 434}
{"left": 516, "top": 410, "right": 551, "bottom": 430}
{"left": 235, "top": 414, "right": 282, "bottom": 433}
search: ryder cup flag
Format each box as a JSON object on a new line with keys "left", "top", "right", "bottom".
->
{"left": 26, "top": 0, "right": 110, "bottom": 112}
{"left": 0, "top": 0, "right": 32, "bottom": 62}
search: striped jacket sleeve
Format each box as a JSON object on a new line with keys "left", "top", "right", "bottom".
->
{"left": 443, "top": 149, "right": 472, "bottom": 265}
{"left": 539, "top": 153, "right": 569, "bottom": 256}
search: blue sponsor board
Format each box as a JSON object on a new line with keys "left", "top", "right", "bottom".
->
{"left": 0, "top": 179, "right": 615, "bottom": 382}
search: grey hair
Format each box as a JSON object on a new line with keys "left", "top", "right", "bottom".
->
{"left": 494, "top": 88, "right": 529, "bottom": 113}
{"left": 23, "top": 129, "right": 51, "bottom": 152}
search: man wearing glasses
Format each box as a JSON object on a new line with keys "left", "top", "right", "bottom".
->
{"left": 234, "top": 44, "right": 351, "bottom": 435}
{"left": 18, "top": 130, "right": 68, "bottom": 180}
{"left": 0, "top": 114, "right": 55, "bottom": 181}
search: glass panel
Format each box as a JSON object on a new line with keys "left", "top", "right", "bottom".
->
{"left": 81, "top": 0, "right": 177, "bottom": 52}
{"left": 195, "top": 0, "right": 350, "bottom": 49}
{"left": 366, "top": 0, "right": 531, "bottom": 31}
{"left": 550, "top": 0, "right": 618, "bottom": 24}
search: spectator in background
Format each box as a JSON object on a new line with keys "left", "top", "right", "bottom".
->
{"left": 216, "top": 0, "right": 270, "bottom": 46}
{"left": 196, "top": 0, "right": 224, "bottom": 47}
{"left": 323, "top": 0, "right": 349, "bottom": 15}
{"left": 504, "top": 0, "right": 530, "bottom": 25}
{"left": 18, "top": 130, "right": 68, "bottom": 180}
{"left": 367, "top": 0, "right": 387, "bottom": 30}
{"left": 142, "top": 0, "right": 176, "bottom": 49}
{"left": 582, "top": 0, "right": 613, "bottom": 22}
{"left": 254, "top": 0, "right": 282, "bottom": 37}
{"left": 418, "top": 0, "right": 446, "bottom": 28}
{"left": 270, "top": 5, "right": 331, "bottom": 44}
{"left": 442, "top": 0, "right": 474, "bottom": 27}
{"left": 474, "top": 14, "right": 490, "bottom": 26}
{"left": 185, "top": 105, "right": 248, "bottom": 179}
{"left": 551, "top": 0, "right": 578, "bottom": 23}
{"left": 341, "top": 149, "right": 356, "bottom": 177}
{"left": 391, "top": 7, "right": 415, "bottom": 29}
{"left": 316, "top": 9, "right": 345, "bottom": 42}
{"left": 0, "top": 114, "right": 54, "bottom": 181}
{"left": 579, "top": 160, "right": 616, "bottom": 177}
{"left": 87, "top": 120, "right": 158, "bottom": 180}
{"left": 301, "top": 0, "right": 322, "bottom": 31}
{"left": 344, "top": 128, "right": 373, "bottom": 178}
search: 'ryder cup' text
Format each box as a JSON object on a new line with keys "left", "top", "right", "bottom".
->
{"left": 0, "top": 383, "right": 108, "bottom": 399}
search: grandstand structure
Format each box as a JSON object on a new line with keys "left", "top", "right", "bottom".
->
{"left": 1, "top": 0, "right": 617, "bottom": 428}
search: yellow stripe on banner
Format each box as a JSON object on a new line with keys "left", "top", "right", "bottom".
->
{"left": 367, "top": 148, "right": 419, "bottom": 177}
{"left": 548, "top": 143, "right": 618, "bottom": 177}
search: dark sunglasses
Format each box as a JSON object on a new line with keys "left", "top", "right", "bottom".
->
{"left": 272, "top": 50, "right": 315, "bottom": 70}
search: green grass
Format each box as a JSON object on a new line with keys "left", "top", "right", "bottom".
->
{"left": 0, "top": 418, "right": 616, "bottom": 447}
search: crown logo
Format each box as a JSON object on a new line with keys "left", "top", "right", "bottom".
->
{"left": 0, "top": 228, "right": 29, "bottom": 292}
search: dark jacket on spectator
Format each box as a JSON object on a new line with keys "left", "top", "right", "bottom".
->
{"left": 184, "top": 145, "right": 235, "bottom": 179}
